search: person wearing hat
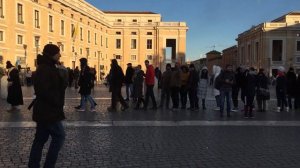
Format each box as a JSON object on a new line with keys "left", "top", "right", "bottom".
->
{"left": 6, "top": 60, "right": 23, "bottom": 111}
{"left": 28, "top": 44, "right": 66, "bottom": 168}
{"left": 276, "top": 66, "right": 288, "bottom": 112}
{"left": 124, "top": 62, "right": 135, "bottom": 101}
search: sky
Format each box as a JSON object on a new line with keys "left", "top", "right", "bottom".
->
{"left": 86, "top": 0, "right": 300, "bottom": 61}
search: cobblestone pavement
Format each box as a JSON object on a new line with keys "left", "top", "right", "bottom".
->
{"left": 1, "top": 126, "right": 300, "bottom": 168}
{"left": 1, "top": 85, "right": 300, "bottom": 167}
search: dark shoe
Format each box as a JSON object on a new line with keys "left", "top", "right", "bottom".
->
{"left": 121, "top": 104, "right": 129, "bottom": 111}
{"left": 74, "top": 105, "right": 81, "bottom": 109}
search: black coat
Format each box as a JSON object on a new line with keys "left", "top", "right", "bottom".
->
{"left": 124, "top": 67, "right": 135, "bottom": 84}
{"left": 78, "top": 66, "right": 93, "bottom": 95}
{"left": 109, "top": 65, "right": 124, "bottom": 91}
{"left": 286, "top": 71, "right": 297, "bottom": 96}
{"left": 33, "top": 57, "right": 65, "bottom": 124}
{"left": 7, "top": 68, "right": 23, "bottom": 106}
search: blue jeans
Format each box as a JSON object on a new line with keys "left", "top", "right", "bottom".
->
{"left": 28, "top": 121, "right": 65, "bottom": 168}
{"left": 81, "top": 94, "right": 95, "bottom": 109}
{"left": 220, "top": 89, "right": 232, "bottom": 115}
{"left": 125, "top": 83, "right": 133, "bottom": 99}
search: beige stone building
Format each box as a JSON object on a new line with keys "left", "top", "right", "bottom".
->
{"left": 206, "top": 50, "right": 222, "bottom": 74}
{"left": 0, "top": 0, "right": 188, "bottom": 80}
{"left": 222, "top": 45, "right": 237, "bottom": 70}
{"left": 236, "top": 12, "right": 300, "bottom": 76}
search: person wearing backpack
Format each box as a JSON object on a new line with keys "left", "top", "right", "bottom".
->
{"left": 212, "top": 65, "right": 222, "bottom": 111}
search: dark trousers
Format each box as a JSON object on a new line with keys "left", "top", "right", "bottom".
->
{"left": 287, "top": 94, "right": 296, "bottom": 109}
{"left": 144, "top": 85, "right": 157, "bottom": 108}
{"left": 160, "top": 88, "right": 171, "bottom": 108}
{"left": 188, "top": 87, "right": 197, "bottom": 109}
{"left": 171, "top": 87, "right": 180, "bottom": 108}
{"left": 28, "top": 121, "right": 65, "bottom": 168}
{"left": 220, "top": 89, "right": 232, "bottom": 116}
{"left": 180, "top": 86, "right": 188, "bottom": 108}
{"left": 277, "top": 91, "right": 287, "bottom": 110}
{"left": 257, "top": 98, "right": 267, "bottom": 111}
{"left": 111, "top": 86, "right": 127, "bottom": 109}
{"left": 232, "top": 86, "right": 239, "bottom": 108}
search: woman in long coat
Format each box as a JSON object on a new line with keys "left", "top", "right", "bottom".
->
{"left": 133, "top": 65, "right": 145, "bottom": 109}
{"left": 6, "top": 61, "right": 23, "bottom": 111}
{"left": 197, "top": 66, "right": 209, "bottom": 110}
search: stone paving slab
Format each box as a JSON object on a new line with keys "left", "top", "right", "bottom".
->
{"left": 1, "top": 126, "right": 300, "bottom": 168}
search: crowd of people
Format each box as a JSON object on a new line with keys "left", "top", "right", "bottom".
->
{"left": 2, "top": 43, "right": 300, "bottom": 167}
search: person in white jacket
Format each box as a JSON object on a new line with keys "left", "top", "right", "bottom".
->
{"left": 212, "top": 65, "right": 222, "bottom": 111}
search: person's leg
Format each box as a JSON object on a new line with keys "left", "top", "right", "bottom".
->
{"left": 28, "top": 123, "right": 50, "bottom": 168}
{"left": 232, "top": 87, "right": 239, "bottom": 108}
{"left": 125, "top": 84, "right": 130, "bottom": 100}
{"left": 220, "top": 90, "right": 225, "bottom": 117}
{"left": 257, "top": 98, "right": 262, "bottom": 112}
{"left": 77, "top": 95, "right": 86, "bottom": 111}
{"left": 129, "top": 83, "right": 134, "bottom": 98}
{"left": 44, "top": 122, "right": 65, "bottom": 168}
{"left": 226, "top": 91, "right": 232, "bottom": 117}
{"left": 202, "top": 99, "right": 206, "bottom": 110}
{"left": 144, "top": 85, "right": 150, "bottom": 109}
{"left": 288, "top": 95, "right": 292, "bottom": 109}
{"left": 160, "top": 89, "right": 166, "bottom": 108}
{"left": 86, "top": 95, "right": 95, "bottom": 109}
{"left": 149, "top": 85, "right": 157, "bottom": 108}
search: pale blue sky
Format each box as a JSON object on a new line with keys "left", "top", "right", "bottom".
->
{"left": 86, "top": 0, "right": 299, "bottom": 61}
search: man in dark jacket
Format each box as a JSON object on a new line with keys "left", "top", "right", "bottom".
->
{"left": 219, "top": 64, "right": 235, "bottom": 117}
{"left": 28, "top": 44, "right": 66, "bottom": 168}
{"left": 286, "top": 67, "right": 297, "bottom": 109}
{"left": 124, "top": 63, "right": 135, "bottom": 101}
{"left": 108, "top": 59, "right": 129, "bottom": 112}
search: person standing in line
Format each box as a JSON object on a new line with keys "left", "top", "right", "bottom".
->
{"left": 179, "top": 65, "right": 189, "bottom": 109}
{"left": 170, "top": 62, "right": 181, "bottom": 111}
{"left": 187, "top": 64, "right": 199, "bottom": 111}
{"left": 286, "top": 67, "right": 297, "bottom": 109}
{"left": 107, "top": 59, "right": 129, "bottom": 112}
{"left": 197, "top": 66, "right": 209, "bottom": 110}
{"left": 295, "top": 72, "right": 300, "bottom": 109}
{"left": 6, "top": 61, "right": 23, "bottom": 112}
{"left": 143, "top": 60, "right": 157, "bottom": 110}
{"left": 28, "top": 44, "right": 66, "bottom": 168}
{"left": 133, "top": 65, "right": 145, "bottom": 109}
{"left": 276, "top": 66, "right": 288, "bottom": 112}
{"left": 231, "top": 67, "right": 243, "bottom": 112}
{"left": 243, "top": 67, "right": 257, "bottom": 118}
{"left": 159, "top": 63, "right": 172, "bottom": 109}
{"left": 256, "top": 68, "right": 269, "bottom": 112}
{"left": 212, "top": 65, "right": 222, "bottom": 111}
{"left": 219, "top": 64, "right": 235, "bottom": 118}
{"left": 73, "top": 66, "right": 80, "bottom": 89}
{"left": 124, "top": 63, "right": 135, "bottom": 101}
{"left": 76, "top": 58, "right": 96, "bottom": 112}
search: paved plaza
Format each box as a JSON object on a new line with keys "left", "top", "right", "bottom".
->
{"left": 1, "top": 85, "right": 300, "bottom": 167}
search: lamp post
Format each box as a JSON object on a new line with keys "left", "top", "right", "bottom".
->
{"left": 23, "top": 44, "right": 27, "bottom": 67}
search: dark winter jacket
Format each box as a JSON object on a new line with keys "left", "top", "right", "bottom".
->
{"left": 286, "top": 71, "right": 297, "bottom": 96}
{"left": 7, "top": 67, "right": 23, "bottom": 106}
{"left": 244, "top": 70, "right": 257, "bottom": 97}
{"left": 109, "top": 64, "right": 124, "bottom": 90}
{"left": 78, "top": 66, "right": 93, "bottom": 95}
{"left": 33, "top": 56, "right": 66, "bottom": 124}
{"left": 219, "top": 70, "right": 235, "bottom": 90}
{"left": 124, "top": 66, "right": 135, "bottom": 84}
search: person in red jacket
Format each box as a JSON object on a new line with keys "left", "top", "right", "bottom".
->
{"left": 143, "top": 60, "right": 157, "bottom": 110}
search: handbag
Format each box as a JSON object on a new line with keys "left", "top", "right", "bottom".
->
{"left": 258, "top": 88, "right": 270, "bottom": 100}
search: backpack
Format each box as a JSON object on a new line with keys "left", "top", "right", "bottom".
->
{"left": 214, "top": 74, "right": 222, "bottom": 90}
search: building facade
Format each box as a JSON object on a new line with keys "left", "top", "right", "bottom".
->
{"left": 222, "top": 45, "right": 237, "bottom": 70}
{"left": 236, "top": 12, "right": 300, "bottom": 76}
{"left": 0, "top": 0, "right": 188, "bottom": 80}
{"left": 206, "top": 50, "right": 222, "bottom": 74}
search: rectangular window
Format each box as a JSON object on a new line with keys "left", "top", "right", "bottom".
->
{"left": 80, "top": 48, "right": 82, "bottom": 54}
{"left": 106, "top": 38, "right": 108, "bottom": 48}
{"left": 49, "top": 15, "right": 53, "bottom": 32}
{"left": 131, "top": 55, "right": 136, "bottom": 61}
{"left": 116, "top": 31, "right": 121, "bottom": 35}
{"left": 33, "top": 0, "right": 39, "bottom": 2}
{"left": 147, "top": 55, "right": 153, "bottom": 60}
{"left": 88, "top": 30, "right": 90, "bottom": 43}
{"left": 61, "top": 20, "right": 64, "bottom": 35}
{"left": 34, "top": 10, "right": 40, "bottom": 28}
{"left": 117, "top": 19, "right": 122, "bottom": 22}
{"left": 297, "top": 41, "right": 300, "bottom": 51}
{"left": 148, "top": 20, "right": 152, "bottom": 23}
{"left": 71, "top": 24, "right": 74, "bottom": 38}
{"left": 80, "top": 27, "right": 83, "bottom": 41}
{"left": 133, "top": 19, "right": 137, "bottom": 22}
{"left": 116, "top": 39, "right": 121, "bottom": 49}
{"left": 17, "top": 3, "right": 23, "bottom": 23}
{"left": 115, "top": 55, "right": 121, "bottom": 60}
{"left": 101, "top": 35, "right": 103, "bottom": 46}
{"left": 131, "top": 32, "right": 137, "bottom": 35}
{"left": 272, "top": 40, "right": 283, "bottom": 61}
{"left": 0, "top": 0, "right": 3, "bottom": 18}
{"left": 147, "top": 39, "right": 152, "bottom": 49}
{"left": 48, "top": 3, "right": 52, "bottom": 9}
{"left": 147, "top": 32, "right": 153, "bottom": 35}
{"left": 255, "top": 42, "right": 259, "bottom": 62}
{"left": 94, "top": 33, "right": 97, "bottom": 45}
{"left": 17, "top": 35, "right": 23, "bottom": 44}
{"left": 0, "top": 31, "right": 3, "bottom": 41}
{"left": 131, "top": 39, "right": 137, "bottom": 49}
